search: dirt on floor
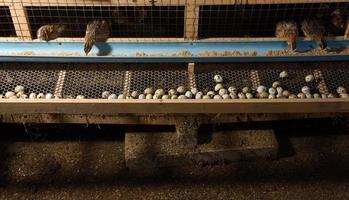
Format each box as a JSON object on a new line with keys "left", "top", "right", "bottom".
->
{"left": 0, "top": 118, "right": 348, "bottom": 199}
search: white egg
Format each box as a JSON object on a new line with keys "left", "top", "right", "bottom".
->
{"left": 207, "top": 91, "right": 215, "bottom": 98}
{"left": 297, "top": 93, "right": 306, "bottom": 99}
{"left": 279, "top": 70, "right": 288, "bottom": 78}
{"left": 131, "top": 91, "right": 139, "bottom": 98}
{"left": 282, "top": 90, "right": 290, "bottom": 97}
{"left": 102, "top": 91, "right": 110, "bottom": 99}
{"left": 178, "top": 95, "right": 187, "bottom": 99}
{"left": 340, "top": 93, "right": 349, "bottom": 98}
{"left": 214, "top": 83, "right": 224, "bottom": 92}
{"left": 327, "top": 93, "right": 335, "bottom": 98}
{"left": 313, "top": 93, "right": 320, "bottom": 99}
{"left": 168, "top": 89, "right": 177, "bottom": 96}
{"left": 306, "top": 93, "right": 313, "bottom": 99}
{"left": 203, "top": 95, "right": 211, "bottom": 99}
{"left": 177, "top": 86, "right": 186, "bottom": 94}
{"left": 268, "top": 87, "right": 276, "bottom": 95}
{"left": 222, "top": 94, "right": 230, "bottom": 99}
{"left": 305, "top": 74, "right": 315, "bottom": 83}
{"left": 213, "top": 95, "right": 222, "bottom": 99}
{"left": 301, "top": 86, "right": 310, "bottom": 94}
{"left": 185, "top": 91, "right": 193, "bottom": 99}
{"left": 268, "top": 94, "right": 276, "bottom": 99}
{"left": 37, "top": 93, "right": 45, "bottom": 99}
{"left": 272, "top": 81, "right": 281, "bottom": 88}
{"left": 190, "top": 88, "right": 198, "bottom": 95}
{"left": 153, "top": 94, "right": 161, "bottom": 99}
{"left": 146, "top": 94, "right": 153, "bottom": 99}
{"left": 76, "top": 95, "right": 85, "bottom": 99}
{"left": 246, "top": 93, "right": 254, "bottom": 99}
{"left": 228, "top": 86, "right": 237, "bottom": 94}
{"left": 20, "top": 94, "right": 28, "bottom": 99}
{"left": 238, "top": 92, "right": 246, "bottom": 99}
{"left": 45, "top": 93, "right": 53, "bottom": 99}
{"left": 162, "top": 95, "right": 170, "bottom": 99}
{"left": 144, "top": 88, "right": 154, "bottom": 95}
{"left": 138, "top": 94, "right": 146, "bottom": 99}
{"left": 321, "top": 94, "right": 327, "bottom": 99}
{"left": 155, "top": 89, "right": 165, "bottom": 96}
{"left": 242, "top": 87, "right": 250, "bottom": 94}
{"left": 14, "top": 85, "right": 25, "bottom": 93}
{"left": 29, "top": 93, "right": 37, "bottom": 99}
{"left": 118, "top": 94, "right": 126, "bottom": 99}
{"left": 171, "top": 95, "right": 178, "bottom": 99}
{"left": 214, "top": 74, "right": 223, "bottom": 83}
{"left": 108, "top": 94, "right": 117, "bottom": 99}
{"left": 276, "top": 87, "right": 283, "bottom": 95}
{"left": 336, "top": 86, "right": 347, "bottom": 94}
{"left": 259, "top": 91, "right": 269, "bottom": 99}
{"left": 288, "top": 94, "right": 297, "bottom": 99}
{"left": 218, "top": 88, "right": 228, "bottom": 96}
{"left": 5, "top": 91, "right": 15, "bottom": 98}
{"left": 257, "top": 85, "right": 267, "bottom": 93}
{"left": 16, "top": 91, "right": 25, "bottom": 97}
{"left": 230, "top": 93, "right": 238, "bottom": 99}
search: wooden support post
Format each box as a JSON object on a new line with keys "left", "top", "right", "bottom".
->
{"left": 175, "top": 117, "right": 199, "bottom": 153}
{"left": 9, "top": 3, "right": 32, "bottom": 39}
{"left": 345, "top": 21, "right": 349, "bottom": 39}
{"left": 184, "top": 1, "right": 200, "bottom": 40}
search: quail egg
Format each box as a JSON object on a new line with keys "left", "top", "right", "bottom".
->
{"left": 257, "top": 85, "right": 267, "bottom": 93}
{"left": 19, "top": 94, "right": 28, "bottom": 99}
{"left": 16, "top": 91, "right": 25, "bottom": 97}
{"left": 108, "top": 94, "right": 117, "bottom": 99}
{"left": 282, "top": 90, "right": 290, "bottom": 97}
{"left": 153, "top": 94, "right": 161, "bottom": 99}
{"left": 76, "top": 95, "right": 85, "bottom": 99}
{"left": 5, "top": 91, "right": 15, "bottom": 98}
{"left": 144, "top": 87, "right": 154, "bottom": 95}
{"left": 327, "top": 93, "right": 335, "bottom": 98}
{"left": 102, "top": 91, "right": 110, "bottom": 99}
{"left": 268, "top": 87, "right": 277, "bottom": 95}
{"left": 214, "top": 83, "right": 224, "bottom": 92}
{"left": 146, "top": 94, "right": 153, "bottom": 99}
{"left": 45, "top": 93, "right": 53, "bottom": 99}
{"left": 228, "top": 86, "right": 238, "bottom": 94}
{"left": 230, "top": 93, "right": 238, "bottom": 99}
{"left": 185, "top": 91, "right": 193, "bottom": 99}
{"left": 246, "top": 93, "right": 254, "bottom": 99}
{"left": 313, "top": 93, "right": 320, "bottom": 99}
{"left": 155, "top": 89, "right": 165, "bottom": 96}
{"left": 177, "top": 86, "right": 186, "bottom": 94}
{"left": 301, "top": 86, "right": 310, "bottom": 94}
{"left": 37, "top": 93, "right": 45, "bottom": 99}
{"left": 297, "top": 93, "right": 306, "bottom": 99}
{"left": 207, "top": 91, "right": 215, "bottom": 98}
{"left": 162, "top": 95, "right": 170, "bottom": 99}
{"left": 218, "top": 88, "right": 228, "bottom": 96}
{"left": 213, "top": 95, "right": 222, "bottom": 99}
{"left": 242, "top": 87, "right": 250, "bottom": 94}
{"left": 171, "top": 95, "right": 178, "bottom": 99}
{"left": 276, "top": 94, "right": 285, "bottom": 99}
{"left": 238, "top": 92, "right": 246, "bottom": 99}
{"left": 190, "top": 88, "right": 198, "bottom": 95}
{"left": 118, "top": 94, "right": 126, "bottom": 99}
{"left": 340, "top": 93, "right": 349, "bottom": 98}
{"left": 268, "top": 94, "right": 276, "bottom": 99}
{"left": 222, "top": 94, "right": 230, "bottom": 99}
{"left": 289, "top": 94, "right": 297, "bottom": 99}
{"left": 168, "top": 89, "right": 177, "bottom": 96}
{"left": 203, "top": 95, "right": 211, "bottom": 99}
{"left": 138, "top": 94, "right": 146, "bottom": 99}
{"left": 195, "top": 92, "right": 203, "bottom": 99}
{"left": 306, "top": 93, "right": 313, "bottom": 99}
{"left": 259, "top": 91, "right": 269, "bottom": 99}
{"left": 178, "top": 95, "right": 187, "bottom": 99}
{"left": 321, "top": 94, "right": 327, "bottom": 99}
{"left": 305, "top": 74, "right": 315, "bottom": 83}
{"left": 272, "top": 81, "right": 281, "bottom": 88}
{"left": 14, "top": 85, "right": 25, "bottom": 93}
{"left": 336, "top": 86, "right": 347, "bottom": 94}
{"left": 29, "top": 93, "right": 37, "bottom": 99}
{"left": 279, "top": 70, "right": 288, "bottom": 78}
{"left": 131, "top": 91, "right": 140, "bottom": 98}
{"left": 214, "top": 74, "right": 223, "bottom": 83}
{"left": 276, "top": 87, "right": 283, "bottom": 95}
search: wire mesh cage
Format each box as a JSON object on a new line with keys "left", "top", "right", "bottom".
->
{"left": 0, "top": 6, "right": 16, "bottom": 37}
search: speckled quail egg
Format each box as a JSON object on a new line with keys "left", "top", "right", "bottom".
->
{"left": 118, "top": 94, "right": 126, "bottom": 99}
{"left": 195, "top": 92, "right": 203, "bottom": 99}
{"left": 102, "top": 91, "right": 110, "bottom": 99}
{"left": 238, "top": 92, "right": 246, "bottom": 99}
{"left": 214, "top": 74, "right": 223, "bottom": 83}
{"left": 321, "top": 94, "right": 327, "bottom": 99}
{"left": 108, "top": 94, "right": 117, "bottom": 99}
{"left": 228, "top": 86, "right": 238, "bottom": 94}
{"left": 242, "top": 87, "right": 250, "bottom": 94}
{"left": 214, "top": 83, "right": 224, "bottom": 92}
{"left": 203, "top": 95, "right": 211, "bottom": 99}
{"left": 282, "top": 90, "right": 290, "bottom": 98}
{"left": 146, "top": 94, "right": 153, "bottom": 99}
{"left": 328, "top": 93, "right": 335, "bottom": 98}
{"left": 213, "top": 95, "right": 222, "bottom": 99}
{"left": 190, "top": 88, "right": 198, "bottom": 95}
{"left": 138, "top": 94, "right": 146, "bottom": 99}
{"left": 257, "top": 85, "right": 267, "bottom": 94}
{"left": 340, "top": 93, "right": 349, "bottom": 98}
{"left": 162, "top": 95, "right": 170, "bottom": 99}
{"left": 276, "top": 87, "right": 283, "bottom": 95}
{"left": 207, "top": 91, "right": 215, "bottom": 98}
{"left": 306, "top": 93, "right": 313, "bottom": 99}
{"left": 336, "top": 86, "right": 347, "bottom": 94}
{"left": 131, "top": 91, "right": 139, "bottom": 98}
{"left": 153, "top": 94, "right": 161, "bottom": 99}
{"left": 5, "top": 91, "right": 15, "bottom": 98}
{"left": 222, "top": 94, "right": 230, "bottom": 99}
{"left": 313, "top": 93, "right": 320, "bottom": 99}
{"left": 246, "top": 93, "right": 254, "bottom": 99}
{"left": 301, "top": 86, "right": 310, "bottom": 94}
{"left": 171, "top": 95, "right": 178, "bottom": 99}
{"left": 268, "top": 87, "right": 276, "bottom": 95}
{"left": 168, "top": 89, "right": 177, "bottom": 96}
{"left": 155, "top": 89, "right": 165, "bottom": 96}
{"left": 259, "top": 91, "right": 269, "bottom": 99}
{"left": 177, "top": 86, "right": 186, "bottom": 94}
{"left": 305, "top": 74, "right": 315, "bottom": 83}
{"left": 178, "top": 95, "right": 187, "bottom": 99}
{"left": 29, "top": 93, "right": 36, "bottom": 99}
{"left": 289, "top": 94, "right": 297, "bottom": 99}
{"left": 45, "top": 93, "right": 53, "bottom": 99}
{"left": 76, "top": 95, "right": 85, "bottom": 99}
{"left": 14, "top": 85, "right": 25, "bottom": 93}
{"left": 144, "top": 88, "right": 154, "bottom": 95}
{"left": 268, "top": 94, "right": 276, "bottom": 99}
{"left": 230, "top": 93, "right": 238, "bottom": 99}
{"left": 218, "top": 88, "right": 228, "bottom": 96}
{"left": 272, "top": 81, "right": 281, "bottom": 88}
{"left": 16, "top": 91, "right": 25, "bottom": 97}
{"left": 276, "top": 94, "right": 285, "bottom": 99}
{"left": 279, "top": 70, "right": 288, "bottom": 78}
{"left": 19, "top": 94, "right": 28, "bottom": 99}
{"left": 297, "top": 93, "right": 306, "bottom": 99}
{"left": 37, "top": 93, "right": 45, "bottom": 99}
{"left": 185, "top": 91, "right": 193, "bottom": 99}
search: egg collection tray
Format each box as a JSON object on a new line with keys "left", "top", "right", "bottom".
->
{"left": 0, "top": 62, "right": 348, "bottom": 99}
